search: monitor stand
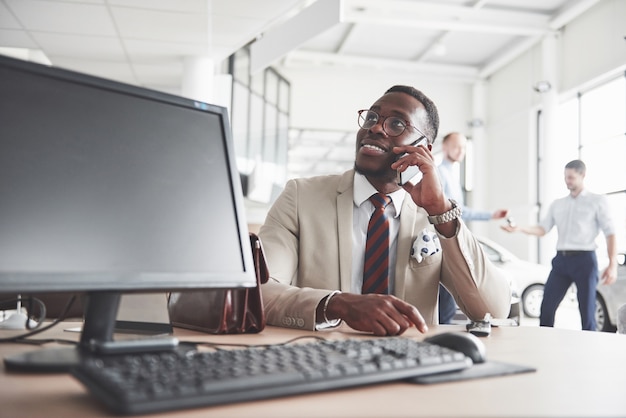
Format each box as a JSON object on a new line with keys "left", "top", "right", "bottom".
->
{"left": 62, "top": 293, "right": 174, "bottom": 336}
{"left": 3, "top": 292, "right": 179, "bottom": 373}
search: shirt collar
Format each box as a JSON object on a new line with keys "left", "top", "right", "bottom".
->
{"left": 569, "top": 189, "right": 588, "bottom": 199}
{"left": 353, "top": 172, "right": 406, "bottom": 218}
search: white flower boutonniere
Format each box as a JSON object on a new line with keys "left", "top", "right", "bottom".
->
{"left": 411, "top": 228, "right": 441, "bottom": 262}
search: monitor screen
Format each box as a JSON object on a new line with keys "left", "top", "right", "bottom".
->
{"left": 0, "top": 54, "right": 256, "bottom": 371}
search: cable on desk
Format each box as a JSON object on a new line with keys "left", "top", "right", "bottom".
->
{"left": 0, "top": 294, "right": 77, "bottom": 344}
{"left": 185, "top": 335, "right": 330, "bottom": 351}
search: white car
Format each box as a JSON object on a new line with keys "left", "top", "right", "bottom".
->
{"left": 477, "top": 237, "right": 625, "bottom": 332}
{"left": 477, "top": 236, "right": 551, "bottom": 319}
{"left": 449, "top": 237, "right": 526, "bottom": 324}
{"left": 595, "top": 253, "right": 626, "bottom": 332}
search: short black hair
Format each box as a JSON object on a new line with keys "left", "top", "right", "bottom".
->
{"left": 565, "top": 159, "right": 586, "bottom": 175}
{"left": 385, "top": 85, "right": 439, "bottom": 143}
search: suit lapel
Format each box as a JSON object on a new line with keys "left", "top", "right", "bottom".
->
{"left": 394, "top": 196, "right": 418, "bottom": 300}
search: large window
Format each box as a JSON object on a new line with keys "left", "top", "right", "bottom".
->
{"left": 580, "top": 77, "right": 626, "bottom": 194}
{"left": 228, "top": 47, "right": 290, "bottom": 205}
{"left": 551, "top": 73, "right": 626, "bottom": 258}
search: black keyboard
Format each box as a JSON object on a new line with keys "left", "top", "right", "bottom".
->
{"left": 71, "top": 337, "right": 472, "bottom": 415}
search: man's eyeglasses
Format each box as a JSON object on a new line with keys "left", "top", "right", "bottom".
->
{"left": 357, "top": 109, "right": 428, "bottom": 139}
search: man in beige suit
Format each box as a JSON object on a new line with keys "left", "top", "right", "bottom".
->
{"left": 259, "top": 85, "right": 510, "bottom": 336}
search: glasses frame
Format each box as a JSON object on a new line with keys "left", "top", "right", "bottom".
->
{"left": 357, "top": 109, "right": 428, "bottom": 140}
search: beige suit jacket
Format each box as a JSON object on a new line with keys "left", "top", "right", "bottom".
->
{"left": 259, "top": 170, "right": 511, "bottom": 331}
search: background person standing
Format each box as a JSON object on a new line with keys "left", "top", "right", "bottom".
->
{"left": 501, "top": 159, "right": 617, "bottom": 330}
{"left": 437, "top": 132, "right": 509, "bottom": 323}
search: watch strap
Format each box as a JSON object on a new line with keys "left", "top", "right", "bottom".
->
{"left": 428, "top": 199, "right": 462, "bottom": 225}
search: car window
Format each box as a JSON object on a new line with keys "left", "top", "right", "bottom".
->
{"left": 479, "top": 242, "right": 501, "bottom": 263}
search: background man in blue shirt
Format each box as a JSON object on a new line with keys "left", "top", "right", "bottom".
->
{"left": 437, "top": 132, "right": 508, "bottom": 323}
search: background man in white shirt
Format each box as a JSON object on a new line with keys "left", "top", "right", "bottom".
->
{"left": 501, "top": 159, "right": 617, "bottom": 330}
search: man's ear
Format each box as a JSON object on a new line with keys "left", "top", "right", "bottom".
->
{"left": 427, "top": 143, "right": 433, "bottom": 151}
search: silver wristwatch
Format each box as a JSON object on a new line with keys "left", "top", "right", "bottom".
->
{"left": 427, "top": 199, "right": 462, "bottom": 225}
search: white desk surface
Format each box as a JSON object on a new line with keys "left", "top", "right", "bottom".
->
{"left": 1, "top": 322, "right": 625, "bottom": 417}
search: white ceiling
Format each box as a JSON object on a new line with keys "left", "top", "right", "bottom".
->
{"left": 283, "top": 0, "right": 598, "bottom": 81}
{"left": 0, "top": 0, "right": 309, "bottom": 92}
{"left": 0, "top": 0, "right": 598, "bottom": 180}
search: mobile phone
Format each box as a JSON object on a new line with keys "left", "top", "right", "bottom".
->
{"left": 396, "top": 136, "right": 427, "bottom": 185}
{"left": 466, "top": 319, "right": 491, "bottom": 337}
{"left": 466, "top": 313, "right": 492, "bottom": 337}
{"left": 397, "top": 164, "right": 422, "bottom": 186}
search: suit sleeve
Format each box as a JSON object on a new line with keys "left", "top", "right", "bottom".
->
{"left": 438, "top": 221, "right": 512, "bottom": 320}
{"left": 258, "top": 179, "right": 333, "bottom": 330}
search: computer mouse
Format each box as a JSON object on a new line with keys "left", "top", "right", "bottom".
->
{"left": 424, "top": 331, "right": 487, "bottom": 364}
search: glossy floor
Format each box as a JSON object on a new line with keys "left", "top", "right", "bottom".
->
{"left": 519, "top": 297, "right": 581, "bottom": 329}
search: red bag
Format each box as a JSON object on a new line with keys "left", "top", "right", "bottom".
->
{"left": 167, "top": 233, "right": 268, "bottom": 334}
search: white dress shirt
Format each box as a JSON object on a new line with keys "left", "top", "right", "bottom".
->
{"left": 539, "top": 189, "right": 615, "bottom": 251}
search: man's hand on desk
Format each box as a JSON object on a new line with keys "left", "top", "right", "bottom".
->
{"left": 326, "top": 293, "right": 428, "bottom": 336}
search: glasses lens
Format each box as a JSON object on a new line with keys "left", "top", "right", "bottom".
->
{"left": 358, "top": 110, "right": 407, "bottom": 137}
{"left": 358, "top": 110, "right": 378, "bottom": 129}
{"left": 384, "top": 117, "right": 407, "bottom": 137}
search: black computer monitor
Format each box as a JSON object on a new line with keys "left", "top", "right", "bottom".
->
{"left": 0, "top": 54, "right": 257, "bottom": 371}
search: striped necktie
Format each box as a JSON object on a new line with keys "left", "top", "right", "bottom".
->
{"left": 362, "top": 193, "right": 392, "bottom": 294}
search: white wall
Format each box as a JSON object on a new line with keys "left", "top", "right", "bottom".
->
{"left": 560, "top": 0, "right": 626, "bottom": 93}
{"left": 481, "top": 43, "right": 544, "bottom": 259}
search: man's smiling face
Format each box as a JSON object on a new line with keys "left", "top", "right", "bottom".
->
{"left": 354, "top": 91, "right": 427, "bottom": 182}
